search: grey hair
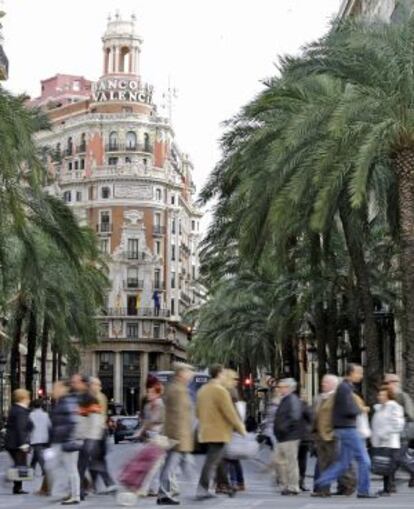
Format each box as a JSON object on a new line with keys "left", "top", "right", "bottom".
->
{"left": 322, "top": 374, "right": 339, "bottom": 388}
{"left": 279, "top": 378, "right": 297, "bottom": 391}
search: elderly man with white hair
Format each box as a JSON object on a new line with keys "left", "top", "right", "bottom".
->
{"left": 273, "top": 378, "right": 302, "bottom": 495}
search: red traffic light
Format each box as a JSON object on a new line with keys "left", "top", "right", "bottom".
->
{"left": 244, "top": 378, "right": 252, "bottom": 386}
{"left": 37, "top": 388, "right": 44, "bottom": 397}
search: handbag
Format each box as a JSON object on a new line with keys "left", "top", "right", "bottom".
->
{"left": 7, "top": 466, "right": 33, "bottom": 482}
{"left": 371, "top": 447, "right": 395, "bottom": 476}
{"left": 403, "top": 422, "right": 414, "bottom": 441}
{"left": 223, "top": 432, "right": 259, "bottom": 460}
{"left": 356, "top": 413, "right": 371, "bottom": 439}
{"left": 400, "top": 447, "right": 414, "bottom": 473}
{"left": 61, "top": 439, "right": 83, "bottom": 452}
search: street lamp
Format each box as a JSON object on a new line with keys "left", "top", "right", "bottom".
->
{"left": 0, "top": 354, "right": 7, "bottom": 423}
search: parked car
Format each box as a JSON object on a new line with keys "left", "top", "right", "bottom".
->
{"left": 114, "top": 416, "right": 140, "bottom": 444}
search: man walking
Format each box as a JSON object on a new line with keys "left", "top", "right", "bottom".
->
{"left": 196, "top": 364, "right": 245, "bottom": 501}
{"left": 157, "top": 363, "right": 194, "bottom": 506}
{"left": 314, "top": 364, "right": 376, "bottom": 499}
{"left": 273, "top": 378, "right": 302, "bottom": 495}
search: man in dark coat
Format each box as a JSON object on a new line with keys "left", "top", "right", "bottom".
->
{"left": 5, "top": 389, "right": 32, "bottom": 495}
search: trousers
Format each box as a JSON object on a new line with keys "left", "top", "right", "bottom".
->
{"left": 197, "top": 443, "right": 225, "bottom": 495}
{"left": 273, "top": 439, "right": 300, "bottom": 492}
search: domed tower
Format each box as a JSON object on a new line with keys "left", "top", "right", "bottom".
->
{"left": 102, "top": 12, "right": 143, "bottom": 78}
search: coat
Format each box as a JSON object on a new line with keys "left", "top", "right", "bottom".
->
{"left": 163, "top": 379, "right": 194, "bottom": 452}
{"left": 273, "top": 392, "right": 302, "bottom": 442}
{"left": 51, "top": 395, "right": 79, "bottom": 444}
{"left": 313, "top": 392, "right": 335, "bottom": 442}
{"left": 371, "top": 400, "right": 404, "bottom": 449}
{"left": 5, "top": 404, "right": 32, "bottom": 451}
{"left": 30, "top": 408, "right": 51, "bottom": 445}
{"left": 196, "top": 379, "right": 245, "bottom": 444}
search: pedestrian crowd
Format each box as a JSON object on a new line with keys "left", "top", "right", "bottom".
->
{"left": 3, "top": 361, "right": 414, "bottom": 505}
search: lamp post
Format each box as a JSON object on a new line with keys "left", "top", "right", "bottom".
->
{"left": 0, "top": 354, "right": 6, "bottom": 424}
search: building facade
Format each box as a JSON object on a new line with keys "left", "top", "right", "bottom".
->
{"left": 32, "top": 13, "right": 203, "bottom": 413}
{"left": 0, "top": 2, "right": 8, "bottom": 80}
{"left": 339, "top": 0, "right": 412, "bottom": 21}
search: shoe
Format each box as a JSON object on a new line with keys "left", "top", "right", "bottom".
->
{"left": 281, "top": 489, "right": 299, "bottom": 495}
{"left": 13, "top": 490, "right": 29, "bottom": 495}
{"left": 147, "top": 491, "right": 158, "bottom": 497}
{"left": 101, "top": 484, "right": 117, "bottom": 494}
{"left": 357, "top": 493, "right": 378, "bottom": 499}
{"left": 61, "top": 499, "right": 80, "bottom": 505}
{"left": 235, "top": 483, "right": 245, "bottom": 492}
{"left": 332, "top": 490, "right": 353, "bottom": 496}
{"left": 377, "top": 490, "right": 391, "bottom": 497}
{"left": 195, "top": 493, "right": 217, "bottom": 501}
{"left": 311, "top": 491, "right": 331, "bottom": 497}
{"left": 157, "top": 498, "right": 180, "bottom": 505}
{"left": 300, "top": 484, "right": 310, "bottom": 492}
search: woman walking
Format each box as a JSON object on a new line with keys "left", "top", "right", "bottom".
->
{"left": 5, "top": 389, "right": 32, "bottom": 495}
{"left": 371, "top": 386, "right": 404, "bottom": 496}
{"left": 30, "top": 398, "right": 51, "bottom": 495}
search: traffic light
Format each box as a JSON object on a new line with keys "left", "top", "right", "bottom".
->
{"left": 37, "top": 388, "right": 44, "bottom": 398}
{"left": 243, "top": 377, "right": 253, "bottom": 387}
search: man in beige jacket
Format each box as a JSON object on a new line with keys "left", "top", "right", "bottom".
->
{"left": 196, "top": 364, "right": 246, "bottom": 500}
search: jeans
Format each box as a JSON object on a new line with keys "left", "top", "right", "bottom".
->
{"left": 197, "top": 443, "right": 225, "bottom": 495}
{"left": 315, "top": 428, "right": 371, "bottom": 495}
{"left": 78, "top": 439, "right": 98, "bottom": 496}
{"left": 8, "top": 449, "right": 27, "bottom": 493}
{"left": 46, "top": 444, "right": 80, "bottom": 500}
{"left": 31, "top": 444, "right": 47, "bottom": 473}
{"left": 158, "top": 451, "right": 187, "bottom": 499}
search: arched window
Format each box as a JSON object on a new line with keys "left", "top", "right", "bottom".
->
{"left": 155, "top": 188, "right": 162, "bottom": 201}
{"left": 80, "top": 133, "right": 86, "bottom": 152}
{"left": 126, "top": 131, "right": 137, "bottom": 150}
{"left": 67, "top": 136, "right": 73, "bottom": 156}
{"left": 144, "top": 133, "right": 150, "bottom": 152}
{"left": 109, "top": 132, "right": 118, "bottom": 151}
{"left": 102, "top": 187, "right": 110, "bottom": 199}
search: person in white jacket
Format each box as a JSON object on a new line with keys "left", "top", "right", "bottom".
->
{"left": 371, "top": 386, "right": 404, "bottom": 496}
{"left": 30, "top": 399, "right": 51, "bottom": 495}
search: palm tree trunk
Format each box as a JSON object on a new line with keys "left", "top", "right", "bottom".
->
{"left": 52, "top": 346, "right": 58, "bottom": 382}
{"left": 40, "top": 317, "right": 49, "bottom": 397}
{"left": 394, "top": 149, "right": 414, "bottom": 398}
{"left": 10, "top": 302, "right": 26, "bottom": 392}
{"left": 25, "top": 305, "right": 37, "bottom": 394}
{"left": 339, "top": 200, "right": 380, "bottom": 404}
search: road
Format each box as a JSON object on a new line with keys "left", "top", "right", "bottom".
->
{"left": 0, "top": 441, "right": 413, "bottom": 508}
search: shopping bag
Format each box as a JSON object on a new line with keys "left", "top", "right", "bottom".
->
{"left": 371, "top": 447, "right": 395, "bottom": 476}
{"left": 7, "top": 466, "right": 33, "bottom": 482}
{"left": 223, "top": 432, "right": 259, "bottom": 460}
{"left": 400, "top": 447, "right": 414, "bottom": 473}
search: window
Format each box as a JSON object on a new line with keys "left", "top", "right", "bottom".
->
{"left": 192, "top": 220, "right": 195, "bottom": 231}
{"left": 127, "top": 322, "right": 139, "bottom": 339}
{"left": 154, "top": 213, "right": 161, "bottom": 227}
{"left": 171, "top": 299, "right": 175, "bottom": 315}
{"left": 109, "top": 131, "right": 118, "bottom": 150}
{"left": 127, "top": 296, "right": 138, "bottom": 316}
{"left": 80, "top": 133, "right": 86, "bottom": 151}
{"left": 144, "top": 133, "right": 150, "bottom": 151}
{"left": 171, "top": 271, "right": 176, "bottom": 289}
{"left": 108, "top": 157, "right": 118, "bottom": 166}
{"left": 172, "top": 219, "right": 176, "bottom": 235}
{"left": 126, "top": 131, "right": 137, "bottom": 150}
{"left": 80, "top": 158, "right": 85, "bottom": 170}
{"left": 127, "top": 268, "right": 139, "bottom": 288}
{"left": 102, "top": 187, "right": 110, "bottom": 199}
{"left": 171, "top": 195, "right": 175, "bottom": 205}
{"left": 179, "top": 220, "right": 182, "bottom": 235}
{"left": 127, "top": 239, "right": 139, "bottom": 259}
{"left": 155, "top": 188, "right": 162, "bottom": 201}
{"left": 155, "top": 241, "right": 161, "bottom": 256}
{"left": 192, "top": 265, "right": 196, "bottom": 279}
{"left": 149, "top": 352, "right": 158, "bottom": 371}
{"left": 171, "top": 245, "right": 176, "bottom": 261}
{"left": 88, "top": 186, "right": 94, "bottom": 200}
{"left": 67, "top": 136, "right": 73, "bottom": 155}
{"left": 153, "top": 322, "right": 161, "bottom": 339}
{"left": 74, "top": 160, "right": 79, "bottom": 170}
{"left": 76, "top": 191, "right": 82, "bottom": 202}
{"left": 98, "top": 351, "right": 113, "bottom": 369}
{"left": 68, "top": 161, "right": 73, "bottom": 171}
{"left": 143, "top": 158, "right": 148, "bottom": 167}
{"left": 73, "top": 80, "right": 80, "bottom": 91}
{"left": 125, "top": 156, "right": 131, "bottom": 163}
{"left": 63, "top": 191, "right": 71, "bottom": 203}
{"left": 100, "top": 239, "right": 109, "bottom": 253}
{"left": 100, "top": 211, "right": 111, "bottom": 232}
{"left": 154, "top": 269, "right": 161, "bottom": 289}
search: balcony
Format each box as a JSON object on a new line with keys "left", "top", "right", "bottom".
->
{"left": 102, "top": 307, "right": 171, "bottom": 318}
{"left": 105, "top": 143, "right": 153, "bottom": 154}
{"left": 153, "top": 281, "right": 165, "bottom": 290}
{"left": 96, "top": 223, "right": 112, "bottom": 234}
{"left": 123, "top": 251, "right": 147, "bottom": 261}
{"left": 180, "top": 292, "right": 192, "bottom": 305}
{"left": 64, "top": 147, "right": 74, "bottom": 157}
{"left": 0, "top": 45, "right": 8, "bottom": 81}
{"left": 153, "top": 225, "right": 166, "bottom": 236}
{"left": 77, "top": 143, "right": 87, "bottom": 154}
{"left": 123, "top": 279, "right": 144, "bottom": 290}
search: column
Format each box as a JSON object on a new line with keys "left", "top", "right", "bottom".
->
{"left": 112, "top": 45, "right": 116, "bottom": 74}
{"left": 140, "top": 351, "right": 149, "bottom": 400}
{"left": 114, "top": 351, "right": 122, "bottom": 403}
{"left": 134, "top": 48, "right": 139, "bottom": 75}
{"left": 115, "top": 46, "right": 120, "bottom": 74}
{"left": 129, "top": 46, "right": 133, "bottom": 73}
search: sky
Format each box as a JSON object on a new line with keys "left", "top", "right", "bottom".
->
{"left": 3, "top": 0, "right": 343, "bottom": 216}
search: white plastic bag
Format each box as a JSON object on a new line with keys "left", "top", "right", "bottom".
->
{"left": 223, "top": 432, "right": 259, "bottom": 460}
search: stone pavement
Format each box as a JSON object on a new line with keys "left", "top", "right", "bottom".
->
{"left": 0, "top": 442, "right": 413, "bottom": 508}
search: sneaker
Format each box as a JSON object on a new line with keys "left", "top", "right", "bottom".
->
{"left": 61, "top": 498, "right": 80, "bottom": 505}
{"left": 357, "top": 493, "right": 378, "bottom": 499}
{"left": 281, "top": 489, "right": 299, "bottom": 496}
{"left": 157, "top": 498, "right": 180, "bottom": 505}
{"left": 311, "top": 491, "right": 331, "bottom": 497}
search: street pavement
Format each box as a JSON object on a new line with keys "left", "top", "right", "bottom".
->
{"left": 0, "top": 441, "right": 413, "bottom": 508}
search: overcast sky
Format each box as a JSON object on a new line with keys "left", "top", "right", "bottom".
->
{"left": 4, "top": 0, "right": 342, "bottom": 208}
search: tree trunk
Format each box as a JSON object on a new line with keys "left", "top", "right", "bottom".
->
{"left": 339, "top": 200, "right": 380, "bottom": 404}
{"left": 40, "top": 317, "right": 49, "bottom": 397}
{"left": 52, "top": 346, "right": 58, "bottom": 382}
{"left": 394, "top": 149, "right": 414, "bottom": 398}
{"left": 10, "top": 302, "right": 26, "bottom": 392}
{"left": 25, "top": 305, "right": 37, "bottom": 394}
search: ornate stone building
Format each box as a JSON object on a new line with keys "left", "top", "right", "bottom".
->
{"left": 339, "top": 0, "right": 412, "bottom": 20}
{"left": 32, "top": 13, "right": 203, "bottom": 413}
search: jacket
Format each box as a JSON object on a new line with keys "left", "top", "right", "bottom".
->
{"left": 77, "top": 392, "right": 103, "bottom": 441}
{"left": 197, "top": 379, "right": 245, "bottom": 444}
{"left": 332, "top": 380, "right": 361, "bottom": 428}
{"left": 395, "top": 391, "right": 414, "bottom": 421}
{"left": 371, "top": 400, "right": 405, "bottom": 449}
{"left": 51, "top": 395, "right": 79, "bottom": 444}
{"left": 313, "top": 392, "right": 335, "bottom": 442}
{"left": 30, "top": 408, "right": 51, "bottom": 445}
{"left": 5, "top": 404, "right": 32, "bottom": 451}
{"left": 273, "top": 392, "right": 302, "bottom": 442}
{"left": 163, "top": 379, "right": 194, "bottom": 452}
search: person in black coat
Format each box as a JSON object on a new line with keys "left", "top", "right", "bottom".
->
{"left": 5, "top": 389, "right": 32, "bottom": 495}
